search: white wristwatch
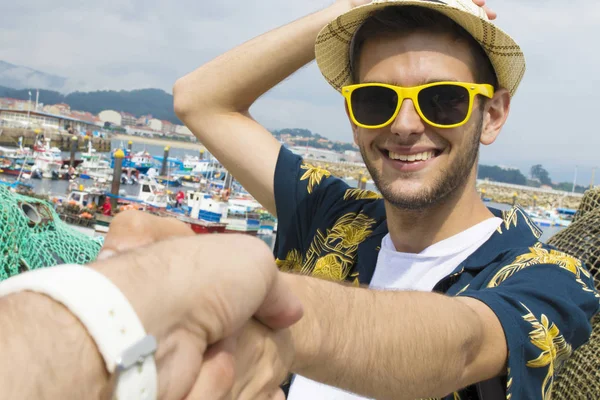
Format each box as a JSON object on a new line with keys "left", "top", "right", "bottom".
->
{"left": 0, "top": 264, "right": 158, "bottom": 400}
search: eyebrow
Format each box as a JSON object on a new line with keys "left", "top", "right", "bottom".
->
{"left": 362, "top": 78, "right": 460, "bottom": 86}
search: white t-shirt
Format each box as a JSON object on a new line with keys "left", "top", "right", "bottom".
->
{"left": 287, "top": 217, "right": 503, "bottom": 400}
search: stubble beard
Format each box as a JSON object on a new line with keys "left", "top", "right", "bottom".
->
{"left": 360, "top": 115, "right": 483, "bottom": 211}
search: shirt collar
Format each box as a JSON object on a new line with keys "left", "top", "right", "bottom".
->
{"left": 374, "top": 205, "right": 542, "bottom": 272}
{"left": 461, "top": 205, "right": 542, "bottom": 271}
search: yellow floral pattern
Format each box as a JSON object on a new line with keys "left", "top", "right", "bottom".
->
{"left": 275, "top": 249, "right": 302, "bottom": 274}
{"left": 275, "top": 212, "right": 376, "bottom": 282}
{"left": 497, "top": 206, "right": 542, "bottom": 239}
{"left": 506, "top": 367, "right": 513, "bottom": 400}
{"left": 343, "top": 188, "right": 383, "bottom": 201}
{"left": 300, "top": 163, "right": 331, "bottom": 194}
{"left": 521, "top": 303, "right": 572, "bottom": 400}
{"left": 487, "top": 243, "right": 598, "bottom": 297}
{"left": 456, "top": 284, "right": 470, "bottom": 296}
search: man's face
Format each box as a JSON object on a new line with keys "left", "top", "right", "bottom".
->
{"left": 351, "top": 31, "right": 486, "bottom": 210}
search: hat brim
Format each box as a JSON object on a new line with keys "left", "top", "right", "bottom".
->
{"left": 315, "top": 0, "right": 525, "bottom": 96}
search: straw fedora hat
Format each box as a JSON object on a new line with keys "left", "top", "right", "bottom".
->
{"left": 314, "top": 0, "right": 526, "bottom": 96}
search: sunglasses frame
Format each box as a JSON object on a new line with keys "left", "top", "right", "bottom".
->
{"left": 341, "top": 82, "right": 495, "bottom": 129}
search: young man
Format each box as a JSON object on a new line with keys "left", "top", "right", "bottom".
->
{"left": 174, "top": 0, "right": 599, "bottom": 398}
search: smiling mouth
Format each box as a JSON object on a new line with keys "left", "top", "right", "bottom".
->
{"left": 383, "top": 149, "right": 442, "bottom": 163}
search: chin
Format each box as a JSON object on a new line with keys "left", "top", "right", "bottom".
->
{"left": 376, "top": 179, "right": 441, "bottom": 210}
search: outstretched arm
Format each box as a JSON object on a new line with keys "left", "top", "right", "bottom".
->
{"left": 0, "top": 233, "right": 302, "bottom": 400}
{"left": 284, "top": 273, "right": 507, "bottom": 400}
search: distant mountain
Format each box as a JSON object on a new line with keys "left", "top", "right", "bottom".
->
{"left": 0, "top": 60, "right": 69, "bottom": 92}
{"left": 0, "top": 86, "right": 180, "bottom": 125}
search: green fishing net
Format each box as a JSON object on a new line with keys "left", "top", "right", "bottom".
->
{"left": 0, "top": 185, "right": 103, "bottom": 281}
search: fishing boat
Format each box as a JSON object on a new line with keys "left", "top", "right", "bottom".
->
{"left": 77, "top": 142, "right": 113, "bottom": 181}
{"left": 185, "top": 189, "right": 262, "bottom": 234}
{"left": 221, "top": 198, "right": 262, "bottom": 235}
{"left": 154, "top": 176, "right": 182, "bottom": 187}
{"left": 158, "top": 210, "right": 228, "bottom": 234}
{"left": 110, "top": 148, "right": 156, "bottom": 174}
{"left": 525, "top": 207, "right": 573, "bottom": 228}
{"left": 258, "top": 211, "right": 277, "bottom": 235}
{"left": 32, "top": 138, "right": 63, "bottom": 179}
{"left": 182, "top": 155, "right": 202, "bottom": 171}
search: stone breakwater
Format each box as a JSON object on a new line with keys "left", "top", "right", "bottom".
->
{"left": 0, "top": 128, "right": 111, "bottom": 152}
{"left": 476, "top": 182, "right": 584, "bottom": 209}
{"left": 303, "top": 158, "right": 369, "bottom": 182}
{"left": 303, "top": 159, "right": 586, "bottom": 209}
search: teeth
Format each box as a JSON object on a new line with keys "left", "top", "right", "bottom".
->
{"left": 389, "top": 151, "right": 435, "bottom": 162}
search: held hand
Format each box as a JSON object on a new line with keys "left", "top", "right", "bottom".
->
{"left": 100, "top": 211, "right": 300, "bottom": 329}
{"left": 94, "top": 212, "right": 303, "bottom": 400}
{"left": 185, "top": 320, "right": 294, "bottom": 400}
{"left": 99, "top": 210, "right": 195, "bottom": 259}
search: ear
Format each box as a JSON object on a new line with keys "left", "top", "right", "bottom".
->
{"left": 345, "top": 100, "right": 360, "bottom": 146}
{"left": 480, "top": 88, "right": 510, "bottom": 146}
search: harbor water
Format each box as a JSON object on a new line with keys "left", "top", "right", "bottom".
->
{"left": 3, "top": 138, "right": 563, "bottom": 248}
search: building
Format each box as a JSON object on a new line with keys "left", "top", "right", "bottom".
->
{"left": 175, "top": 125, "right": 193, "bottom": 136}
{"left": 160, "top": 120, "right": 174, "bottom": 134}
{"left": 0, "top": 98, "right": 32, "bottom": 111}
{"left": 148, "top": 118, "right": 162, "bottom": 132}
{"left": 0, "top": 108, "right": 103, "bottom": 135}
{"left": 125, "top": 125, "right": 160, "bottom": 137}
{"left": 70, "top": 110, "right": 103, "bottom": 127}
{"left": 137, "top": 114, "right": 153, "bottom": 126}
{"left": 343, "top": 150, "right": 362, "bottom": 163}
{"left": 120, "top": 112, "right": 137, "bottom": 127}
{"left": 173, "top": 124, "right": 196, "bottom": 141}
{"left": 99, "top": 110, "right": 123, "bottom": 126}
{"left": 43, "top": 103, "right": 71, "bottom": 115}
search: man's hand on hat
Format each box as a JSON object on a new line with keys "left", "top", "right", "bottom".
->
{"left": 336, "top": 0, "right": 497, "bottom": 20}
{"left": 473, "top": 0, "right": 497, "bottom": 20}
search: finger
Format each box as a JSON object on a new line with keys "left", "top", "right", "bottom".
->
{"left": 271, "top": 389, "right": 286, "bottom": 400}
{"left": 254, "top": 271, "right": 304, "bottom": 330}
{"left": 472, "top": 0, "right": 485, "bottom": 6}
{"left": 483, "top": 6, "right": 497, "bottom": 20}
{"left": 185, "top": 338, "right": 237, "bottom": 400}
{"left": 100, "top": 210, "right": 194, "bottom": 257}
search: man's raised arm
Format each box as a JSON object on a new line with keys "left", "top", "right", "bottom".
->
{"left": 172, "top": 1, "right": 366, "bottom": 215}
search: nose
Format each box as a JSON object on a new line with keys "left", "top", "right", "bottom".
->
{"left": 390, "top": 99, "right": 426, "bottom": 137}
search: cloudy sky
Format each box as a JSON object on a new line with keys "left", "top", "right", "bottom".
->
{"left": 2, "top": 0, "right": 599, "bottom": 183}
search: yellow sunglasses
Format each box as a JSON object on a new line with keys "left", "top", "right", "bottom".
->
{"left": 341, "top": 82, "right": 494, "bottom": 129}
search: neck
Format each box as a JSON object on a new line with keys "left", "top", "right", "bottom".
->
{"left": 385, "top": 175, "right": 494, "bottom": 253}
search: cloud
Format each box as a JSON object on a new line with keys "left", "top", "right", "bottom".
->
{"left": 1, "top": 0, "right": 598, "bottom": 183}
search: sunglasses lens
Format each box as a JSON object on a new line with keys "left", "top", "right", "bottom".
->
{"left": 350, "top": 86, "right": 398, "bottom": 126}
{"left": 418, "top": 84, "right": 470, "bottom": 126}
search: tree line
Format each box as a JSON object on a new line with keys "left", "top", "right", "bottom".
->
{"left": 0, "top": 86, "right": 181, "bottom": 125}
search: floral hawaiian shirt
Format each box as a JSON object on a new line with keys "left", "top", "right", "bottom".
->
{"left": 273, "top": 146, "right": 600, "bottom": 400}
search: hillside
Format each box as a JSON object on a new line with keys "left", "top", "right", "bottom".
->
{"left": 0, "top": 85, "right": 180, "bottom": 125}
{"left": 0, "top": 60, "right": 68, "bottom": 92}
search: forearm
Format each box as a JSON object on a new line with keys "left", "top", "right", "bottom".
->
{"left": 173, "top": 4, "right": 353, "bottom": 214}
{"left": 0, "top": 292, "right": 108, "bottom": 400}
{"left": 174, "top": 2, "right": 349, "bottom": 115}
{"left": 285, "top": 274, "right": 486, "bottom": 400}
